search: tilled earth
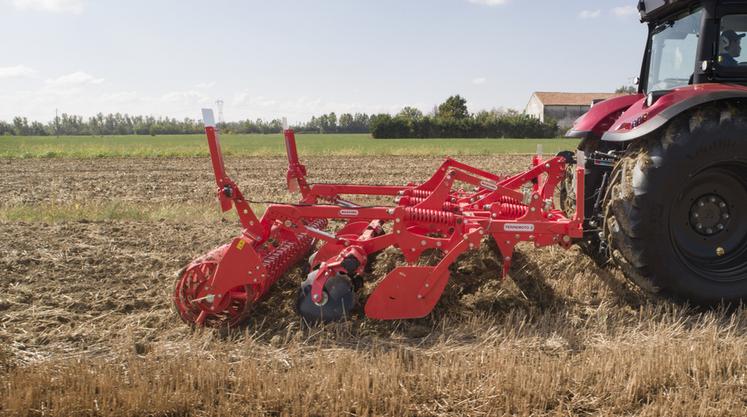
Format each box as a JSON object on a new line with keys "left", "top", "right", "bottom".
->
{"left": 2, "top": 156, "right": 746, "bottom": 417}
{"left": 0, "top": 154, "right": 548, "bottom": 358}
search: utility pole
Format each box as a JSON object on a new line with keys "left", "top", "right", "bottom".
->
{"left": 55, "top": 108, "right": 59, "bottom": 138}
{"left": 216, "top": 100, "right": 225, "bottom": 125}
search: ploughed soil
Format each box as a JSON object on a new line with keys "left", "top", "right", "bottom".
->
{"left": 1, "top": 156, "right": 746, "bottom": 417}
{"left": 0, "top": 155, "right": 530, "bottom": 206}
{"left": 0, "top": 154, "right": 585, "bottom": 358}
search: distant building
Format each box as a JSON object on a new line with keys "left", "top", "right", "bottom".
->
{"left": 524, "top": 92, "right": 626, "bottom": 130}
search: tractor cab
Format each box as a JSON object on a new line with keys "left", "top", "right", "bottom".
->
{"left": 639, "top": 0, "right": 747, "bottom": 92}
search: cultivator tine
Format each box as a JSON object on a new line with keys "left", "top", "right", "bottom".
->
{"left": 365, "top": 266, "right": 451, "bottom": 319}
{"left": 175, "top": 108, "right": 585, "bottom": 328}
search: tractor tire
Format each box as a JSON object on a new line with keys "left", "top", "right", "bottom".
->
{"left": 604, "top": 104, "right": 747, "bottom": 303}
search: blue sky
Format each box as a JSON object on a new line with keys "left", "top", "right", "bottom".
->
{"left": 0, "top": 0, "right": 647, "bottom": 122}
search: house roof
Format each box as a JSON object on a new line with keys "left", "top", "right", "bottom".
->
{"left": 532, "top": 92, "right": 626, "bottom": 106}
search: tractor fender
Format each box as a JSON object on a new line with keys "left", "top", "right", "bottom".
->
{"left": 601, "top": 84, "right": 747, "bottom": 142}
{"left": 566, "top": 94, "right": 644, "bottom": 140}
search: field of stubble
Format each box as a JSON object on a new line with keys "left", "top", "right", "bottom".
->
{"left": 1, "top": 155, "right": 746, "bottom": 417}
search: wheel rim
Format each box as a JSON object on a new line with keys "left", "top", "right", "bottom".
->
{"left": 669, "top": 163, "right": 747, "bottom": 283}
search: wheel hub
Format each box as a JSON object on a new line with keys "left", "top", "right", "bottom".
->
{"left": 670, "top": 163, "right": 747, "bottom": 283}
{"left": 689, "top": 194, "right": 730, "bottom": 236}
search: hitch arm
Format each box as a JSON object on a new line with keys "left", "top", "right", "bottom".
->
{"left": 202, "top": 109, "right": 266, "bottom": 240}
{"left": 283, "top": 122, "right": 311, "bottom": 198}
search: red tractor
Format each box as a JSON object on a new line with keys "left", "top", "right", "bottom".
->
{"left": 568, "top": 0, "right": 747, "bottom": 303}
{"left": 174, "top": 0, "right": 747, "bottom": 327}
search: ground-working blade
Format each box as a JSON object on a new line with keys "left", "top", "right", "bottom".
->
{"left": 365, "top": 266, "right": 450, "bottom": 320}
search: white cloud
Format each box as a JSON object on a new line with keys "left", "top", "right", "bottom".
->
{"left": 46, "top": 71, "right": 104, "bottom": 86}
{"left": 472, "top": 77, "right": 487, "bottom": 85}
{"left": 467, "top": 0, "right": 508, "bottom": 6}
{"left": 161, "top": 90, "right": 210, "bottom": 104}
{"left": 100, "top": 91, "right": 140, "bottom": 104}
{"left": 195, "top": 81, "right": 216, "bottom": 89}
{"left": 579, "top": 10, "right": 601, "bottom": 19}
{"left": 230, "top": 91, "right": 408, "bottom": 122}
{"left": 0, "top": 65, "right": 38, "bottom": 79}
{"left": 11, "top": 0, "right": 84, "bottom": 14}
{"left": 612, "top": 5, "right": 637, "bottom": 17}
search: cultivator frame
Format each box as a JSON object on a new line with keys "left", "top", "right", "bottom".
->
{"left": 174, "top": 109, "right": 586, "bottom": 326}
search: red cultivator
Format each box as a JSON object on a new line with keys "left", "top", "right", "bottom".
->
{"left": 174, "top": 109, "right": 585, "bottom": 326}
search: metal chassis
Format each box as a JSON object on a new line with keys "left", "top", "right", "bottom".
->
{"left": 176, "top": 110, "right": 586, "bottom": 325}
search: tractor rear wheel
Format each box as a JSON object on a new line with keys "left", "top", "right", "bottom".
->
{"left": 604, "top": 104, "right": 747, "bottom": 303}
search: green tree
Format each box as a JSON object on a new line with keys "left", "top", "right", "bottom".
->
{"left": 437, "top": 95, "right": 469, "bottom": 120}
{"left": 397, "top": 106, "right": 423, "bottom": 121}
{"left": 615, "top": 85, "right": 637, "bottom": 94}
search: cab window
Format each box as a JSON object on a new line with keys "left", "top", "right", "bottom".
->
{"left": 646, "top": 9, "right": 703, "bottom": 92}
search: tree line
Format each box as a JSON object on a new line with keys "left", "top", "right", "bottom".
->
{"left": 0, "top": 95, "right": 558, "bottom": 138}
{"left": 0, "top": 112, "right": 371, "bottom": 136}
{"left": 370, "top": 95, "right": 557, "bottom": 139}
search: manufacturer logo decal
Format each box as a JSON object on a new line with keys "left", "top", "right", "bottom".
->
{"left": 339, "top": 209, "right": 359, "bottom": 216}
{"left": 504, "top": 223, "right": 535, "bottom": 232}
{"left": 480, "top": 180, "right": 497, "bottom": 191}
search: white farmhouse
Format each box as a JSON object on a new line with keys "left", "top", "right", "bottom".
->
{"left": 524, "top": 92, "right": 626, "bottom": 130}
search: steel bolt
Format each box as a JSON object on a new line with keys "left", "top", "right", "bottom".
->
{"left": 387, "top": 209, "right": 395, "bottom": 215}
{"left": 723, "top": 213, "right": 730, "bottom": 220}
{"left": 716, "top": 247, "right": 726, "bottom": 257}
{"left": 706, "top": 228, "right": 713, "bottom": 234}
{"left": 469, "top": 243, "right": 474, "bottom": 249}
{"left": 719, "top": 202, "right": 726, "bottom": 208}
{"left": 697, "top": 223, "right": 703, "bottom": 229}
{"left": 718, "top": 224, "right": 725, "bottom": 230}
{"left": 533, "top": 194, "right": 540, "bottom": 200}
{"left": 562, "top": 235, "right": 571, "bottom": 243}
{"left": 284, "top": 220, "right": 292, "bottom": 227}
{"left": 531, "top": 207, "right": 536, "bottom": 212}
{"left": 424, "top": 283, "right": 429, "bottom": 288}
{"left": 491, "top": 213, "right": 497, "bottom": 219}
{"left": 693, "top": 213, "right": 700, "bottom": 218}
{"left": 313, "top": 294, "right": 319, "bottom": 300}
{"left": 710, "top": 197, "right": 716, "bottom": 203}
{"left": 436, "top": 241, "right": 442, "bottom": 247}
{"left": 417, "top": 294, "right": 423, "bottom": 299}
{"left": 699, "top": 201, "right": 705, "bottom": 207}
{"left": 421, "top": 240, "right": 427, "bottom": 246}
{"left": 395, "top": 218, "right": 401, "bottom": 223}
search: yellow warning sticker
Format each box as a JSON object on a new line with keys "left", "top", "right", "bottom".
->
{"left": 236, "top": 240, "right": 246, "bottom": 251}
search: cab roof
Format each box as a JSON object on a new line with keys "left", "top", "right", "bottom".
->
{"left": 638, "top": 0, "right": 699, "bottom": 22}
